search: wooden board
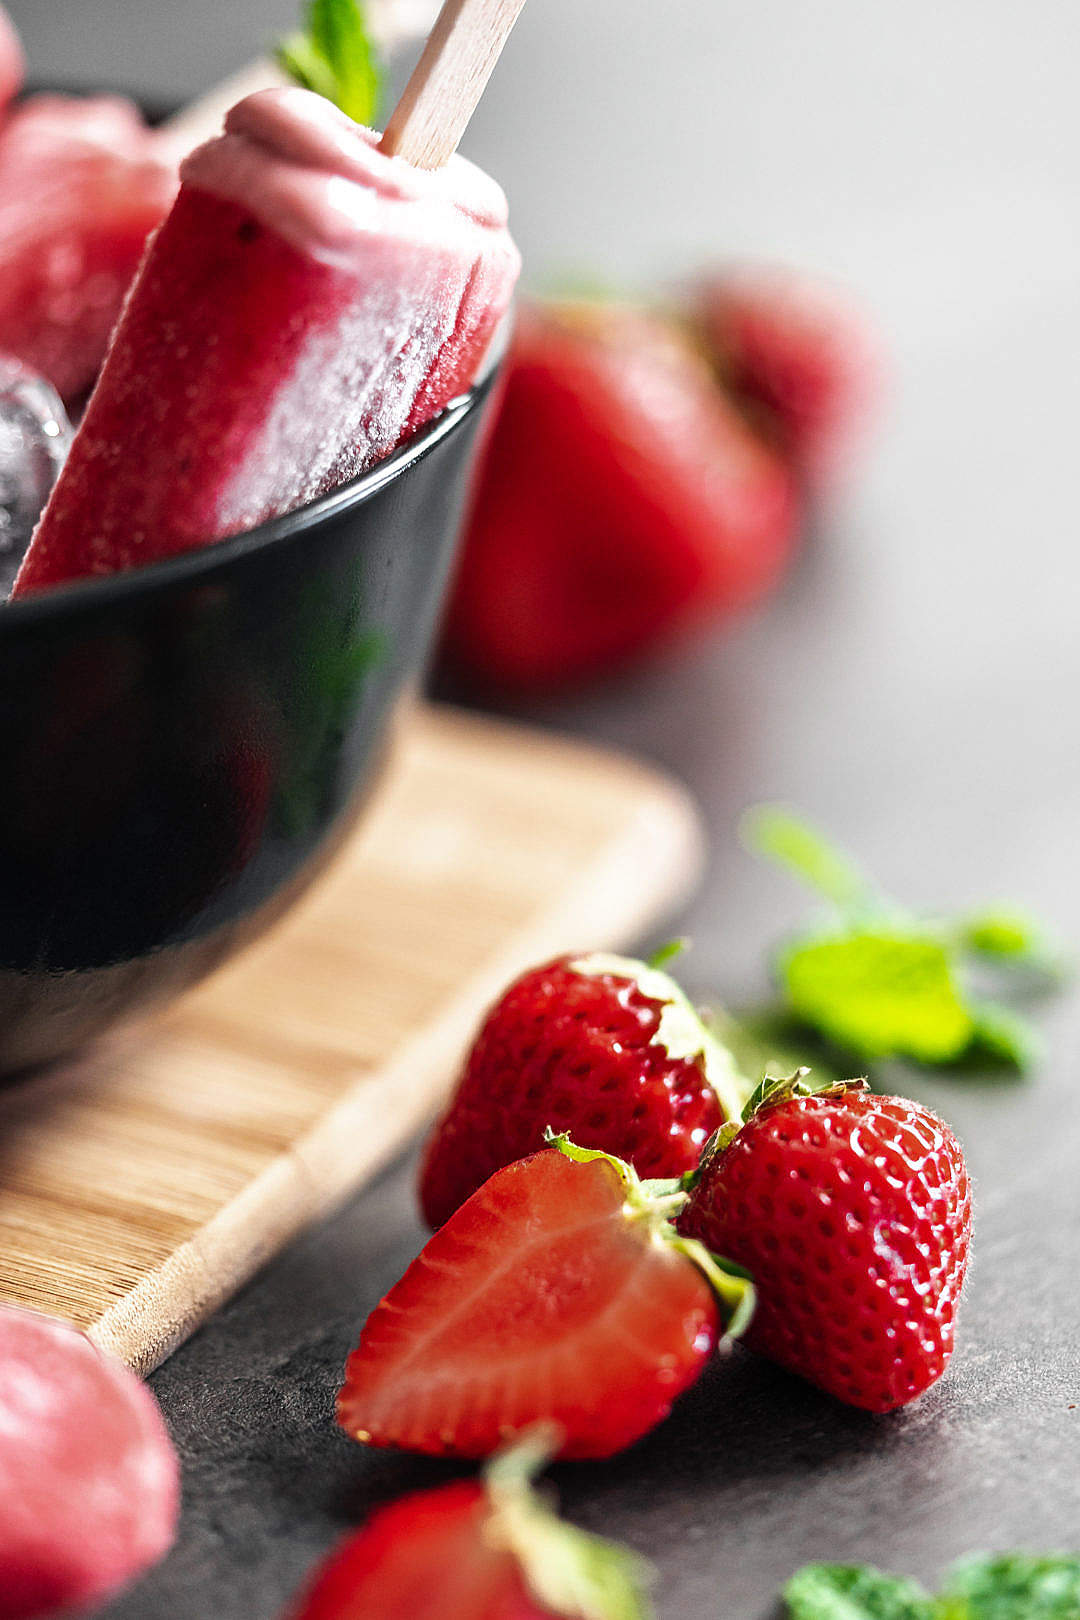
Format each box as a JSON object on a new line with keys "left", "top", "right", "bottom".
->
{"left": 0, "top": 704, "right": 703, "bottom": 1375}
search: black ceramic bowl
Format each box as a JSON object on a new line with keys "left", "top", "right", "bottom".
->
{"left": 0, "top": 363, "right": 500, "bottom": 1075}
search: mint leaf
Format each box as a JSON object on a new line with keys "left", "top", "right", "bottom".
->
{"left": 777, "top": 929, "right": 975, "bottom": 1065}
{"left": 937, "top": 1554, "right": 1080, "bottom": 1619}
{"left": 784, "top": 1562, "right": 934, "bottom": 1620}
{"left": 742, "top": 806, "right": 872, "bottom": 910}
{"left": 277, "top": 0, "right": 382, "bottom": 125}
{"left": 742, "top": 806, "right": 1061, "bottom": 1075}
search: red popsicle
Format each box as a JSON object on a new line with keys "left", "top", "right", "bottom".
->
{"left": 0, "top": 95, "right": 176, "bottom": 405}
{"left": 0, "top": 1307, "right": 179, "bottom": 1619}
{"left": 15, "top": 0, "right": 526, "bottom": 597}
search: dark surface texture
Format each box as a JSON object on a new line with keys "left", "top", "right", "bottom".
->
{"left": 8, "top": 1, "right": 1079, "bottom": 1615}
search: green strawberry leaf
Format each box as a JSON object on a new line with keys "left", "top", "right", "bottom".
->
{"left": 777, "top": 929, "right": 975, "bottom": 1065}
{"left": 937, "top": 1553, "right": 1080, "bottom": 1618}
{"left": 277, "top": 0, "right": 383, "bottom": 126}
{"left": 742, "top": 805, "right": 873, "bottom": 911}
{"left": 784, "top": 1562, "right": 935, "bottom": 1620}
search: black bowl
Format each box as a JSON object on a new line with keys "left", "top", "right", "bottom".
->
{"left": 0, "top": 364, "right": 500, "bottom": 1075}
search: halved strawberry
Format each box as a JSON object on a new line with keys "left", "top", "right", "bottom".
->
{"left": 419, "top": 950, "right": 750, "bottom": 1230}
{"left": 339, "top": 1141, "right": 753, "bottom": 1460}
{"left": 285, "top": 1437, "right": 652, "bottom": 1619}
{"left": 441, "top": 300, "right": 800, "bottom": 694}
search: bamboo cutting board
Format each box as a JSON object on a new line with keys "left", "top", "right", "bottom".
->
{"left": 0, "top": 704, "right": 703, "bottom": 1376}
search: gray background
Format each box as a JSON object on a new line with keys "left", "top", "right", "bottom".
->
{"left": 7, "top": 2, "right": 1080, "bottom": 1615}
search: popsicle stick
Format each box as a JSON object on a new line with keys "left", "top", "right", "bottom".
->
{"left": 380, "top": 0, "right": 527, "bottom": 169}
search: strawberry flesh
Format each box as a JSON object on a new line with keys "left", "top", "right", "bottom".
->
{"left": 339, "top": 1149, "right": 719, "bottom": 1460}
{"left": 679, "top": 1090, "right": 971, "bottom": 1412}
{"left": 420, "top": 954, "right": 725, "bottom": 1230}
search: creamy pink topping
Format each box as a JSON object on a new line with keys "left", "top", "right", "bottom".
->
{"left": 179, "top": 86, "right": 510, "bottom": 270}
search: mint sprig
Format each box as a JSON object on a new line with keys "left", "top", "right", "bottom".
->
{"left": 741, "top": 807, "right": 1064, "bottom": 1074}
{"left": 784, "top": 1554, "right": 1080, "bottom": 1619}
{"left": 277, "top": 0, "right": 383, "bottom": 126}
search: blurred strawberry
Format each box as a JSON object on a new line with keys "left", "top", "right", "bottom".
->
{"left": 688, "top": 265, "right": 882, "bottom": 480}
{"left": 0, "top": 95, "right": 176, "bottom": 403}
{"left": 442, "top": 300, "right": 800, "bottom": 695}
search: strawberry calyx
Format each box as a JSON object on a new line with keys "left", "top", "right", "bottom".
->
{"left": 568, "top": 951, "right": 753, "bottom": 1121}
{"left": 482, "top": 1431, "right": 654, "bottom": 1620}
{"left": 546, "top": 1130, "right": 756, "bottom": 1336}
{"left": 686, "top": 1070, "right": 871, "bottom": 1187}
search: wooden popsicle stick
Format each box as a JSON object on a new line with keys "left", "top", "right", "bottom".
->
{"left": 380, "top": 0, "right": 527, "bottom": 169}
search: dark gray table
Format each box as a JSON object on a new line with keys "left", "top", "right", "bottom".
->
{"left": 8, "top": 1, "right": 1080, "bottom": 1613}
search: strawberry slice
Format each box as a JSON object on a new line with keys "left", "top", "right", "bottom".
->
{"left": 285, "top": 1437, "right": 652, "bottom": 1619}
{"left": 338, "top": 1141, "right": 753, "bottom": 1460}
{"left": 441, "top": 300, "right": 800, "bottom": 695}
{"left": 419, "top": 950, "right": 750, "bottom": 1231}
{"left": 0, "top": 95, "right": 176, "bottom": 403}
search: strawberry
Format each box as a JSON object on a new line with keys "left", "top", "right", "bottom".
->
{"left": 678, "top": 1075, "right": 972, "bottom": 1412}
{"left": 338, "top": 1139, "right": 753, "bottom": 1460}
{"left": 0, "top": 1306, "right": 179, "bottom": 1620}
{"left": 688, "top": 265, "right": 882, "bottom": 480}
{"left": 285, "top": 1437, "right": 652, "bottom": 1619}
{"left": 419, "top": 950, "right": 750, "bottom": 1230}
{"left": 440, "top": 299, "right": 800, "bottom": 694}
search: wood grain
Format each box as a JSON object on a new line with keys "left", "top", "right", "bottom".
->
{"left": 380, "top": 0, "right": 527, "bottom": 168}
{"left": 0, "top": 704, "right": 702, "bottom": 1375}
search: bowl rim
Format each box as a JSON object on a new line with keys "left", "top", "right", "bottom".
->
{"left": 0, "top": 359, "right": 497, "bottom": 632}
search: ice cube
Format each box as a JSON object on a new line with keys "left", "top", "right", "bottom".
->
{"left": 0, "top": 356, "right": 72, "bottom": 598}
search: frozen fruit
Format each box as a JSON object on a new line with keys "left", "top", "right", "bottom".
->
{"left": 0, "top": 1306, "right": 179, "bottom": 1619}
{"left": 420, "top": 949, "right": 749, "bottom": 1229}
{"left": 14, "top": 86, "right": 519, "bottom": 596}
{"left": 679, "top": 1076, "right": 972, "bottom": 1411}
{"left": 0, "top": 94, "right": 176, "bottom": 403}
{"left": 339, "top": 1140, "right": 753, "bottom": 1459}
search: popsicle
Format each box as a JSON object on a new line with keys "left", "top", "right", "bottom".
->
{"left": 0, "top": 95, "right": 176, "bottom": 405}
{"left": 14, "top": 0, "right": 526, "bottom": 597}
{"left": 0, "top": 3, "right": 24, "bottom": 112}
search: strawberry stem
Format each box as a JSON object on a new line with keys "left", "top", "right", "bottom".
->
{"left": 545, "top": 1131, "right": 756, "bottom": 1338}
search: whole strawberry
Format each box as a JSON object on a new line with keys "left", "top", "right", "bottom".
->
{"left": 441, "top": 300, "right": 800, "bottom": 694}
{"left": 678, "top": 1076, "right": 971, "bottom": 1412}
{"left": 284, "top": 1438, "right": 653, "bottom": 1620}
{"left": 340, "top": 1138, "right": 753, "bottom": 1460}
{"left": 419, "top": 951, "right": 749, "bottom": 1231}
{"left": 688, "top": 265, "right": 882, "bottom": 481}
